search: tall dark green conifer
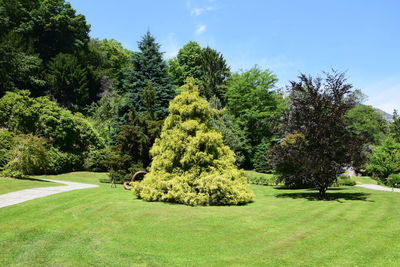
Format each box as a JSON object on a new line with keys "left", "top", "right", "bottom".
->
{"left": 122, "top": 31, "right": 174, "bottom": 120}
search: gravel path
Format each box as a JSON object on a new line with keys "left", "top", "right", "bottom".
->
{"left": 356, "top": 184, "right": 400, "bottom": 192}
{"left": 0, "top": 179, "right": 98, "bottom": 209}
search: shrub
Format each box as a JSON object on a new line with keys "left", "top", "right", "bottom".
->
{"left": 84, "top": 148, "right": 112, "bottom": 172}
{"left": 367, "top": 138, "right": 400, "bottom": 181}
{"left": 336, "top": 175, "right": 356, "bottom": 186}
{"left": 133, "top": 78, "right": 254, "bottom": 206}
{"left": 4, "top": 134, "right": 50, "bottom": 175}
{"left": 387, "top": 174, "right": 400, "bottom": 188}
{"left": 246, "top": 171, "right": 277, "bottom": 186}
{"left": 0, "top": 129, "right": 15, "bottom": 168}
{"left": 0, "top": 90, "right": 103, "bottom": 152}
{"left": 47, "top": 148, "right": 83, "bottom": 174}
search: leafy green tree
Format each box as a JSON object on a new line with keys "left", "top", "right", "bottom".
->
{"left": 46, "top": 53, "right": 89, "bottom": 110}
{"left": 168, "top": 41, "right": 203, "bottom": 87}
{"left": 122, "top": 31, "right": 174, "bottom": 120}
{"left": 0, "top": 0, "right": 90, "bottom": 62}
{"left": 132, "top": 78, "right": 254, "bottom": 206}
{"left": 367, "top": 138, "right": 400, "bottom": 180}
{"left": 0, "top": 90, "right": 102, "bottom": 152}
{"left": 0, "top": 33, "right": 45, "bottom": 96}
{"left": 168, "top": 42, "right": 230, "bottom": 103}
{"left": 209, "top": 96, "right": 250, "bottom": 168}
{"left": 391, "top": 110, "right": 400, "bottom": 142}
{"left": 226, "top": 66, "right": 285, "bottom": 169}
{"left": 87, "top": 90, "right": 122, "bottom": 143}
{"left": 270, "top": 71, "right": 365, "bottom": 198}
{"left": 346, "top": 104, "right": 387, "bottom": 145}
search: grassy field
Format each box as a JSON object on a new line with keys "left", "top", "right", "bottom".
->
{"left": 353, "top": 176, "right": 379, "bottom": 185}
{"left": 1, "top": 172, "right": 400, "bottom": 266}
{"left": 0, "top": 177, "right": 60, "bottom": 195}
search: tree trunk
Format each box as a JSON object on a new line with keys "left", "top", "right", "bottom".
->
{"left": 318, "top": 186, "right": 327, "bottom": 199}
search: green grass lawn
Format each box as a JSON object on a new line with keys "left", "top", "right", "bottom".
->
{"left": 0, "top": 177, "right": 60, "bottom": 195}
{"left": 352, "top": 176, "right": 379, "bottom": 185}
{"left": 1, "top": 172, "right": 400, "bottom": 266}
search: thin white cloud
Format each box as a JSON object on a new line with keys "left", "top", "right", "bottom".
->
{"left": 195, "top": 24, "right": 207, "bottom": 35}
{"left": 191, "top": 6, "right": 215, "bottom": 16}
{"left": 162, "top": 33, "right": 181, "bottom": 59}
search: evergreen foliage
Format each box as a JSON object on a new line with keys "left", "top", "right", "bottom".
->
{"left": 46, "top": 53, "right": 89, "bottom": 110}
{"left": 391, "top": 110, "right": 400, "bottom": 142}
{"left": 108, "top": 107, "right": 162, "bottom": 182}
{"left": 132, "top": 78, "right": 254, "bottom": 206}
{"left": 122, "top": 31, "right": 174, "bottom": 120}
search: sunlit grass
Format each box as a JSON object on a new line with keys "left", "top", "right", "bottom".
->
{"left": 1, "top": 172, "right": 399, "bottom": 266}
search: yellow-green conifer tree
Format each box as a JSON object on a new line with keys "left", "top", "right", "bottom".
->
{"left": 132, "top": 78, "right": 254, "bottom": 205}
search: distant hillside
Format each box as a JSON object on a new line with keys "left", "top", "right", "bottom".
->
{"left": 375, "top": 108, "right": 393, "bottom": 122}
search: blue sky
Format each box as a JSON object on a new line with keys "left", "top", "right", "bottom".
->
{"left": 69, "top": 0, "right": 400, "bottom": 113}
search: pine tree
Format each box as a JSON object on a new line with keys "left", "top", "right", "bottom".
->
{"left": 132, "top": 78, "right": 254, "bottom": 206}
{"left": 122, "top": 31, "right": 174, "bottom": 120}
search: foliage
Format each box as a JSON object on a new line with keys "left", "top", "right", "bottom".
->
{"left": 107, "top": 108, "right": 162, "bottom": 182}
{"left": 3, "top": 134, "right": 49, "bottom": 176}
{"left": 87, "top": 90, "right": 122, "bottom": 143}
{"left": 122, "top": 31, "right": 174, "bottom": 120}
{"left": 366, "top": 138, "right": 400, "bottom": 180}
{"left": 168, "top": 42, "right": 230, "bottom": 103}
{"left": 168, "top": 41, "right": 203, "bottom": 87}
{"left": 391, "top": 110, "right": 400, "bottom": 142}
{"left": 83, "top": 148, "right": 111, "bottom": 172}
{"left": 346, "top": 104, "right": 387, "bottom": 145}
{"left": 387, "top": 174, "right": 400, "bottom": 188}
{"left": 336, "top": 175, "right": 356, "bottom": 186}
{"left": 0, "top": 90, "right": 103, "bottom": 152}
{"left": 270, "top": 133, "right": 313, "bottom": 188}
{"left": 209, "top": 96, "right": 250, "bottom": 168}
{"left": 252, "top": 139, "right": 274, "bottom": 173}
{"left": 132, "top": 78, "right": 254, "bottom": 206}
{"left": 46, "top": 148, "right": 83, "bottom": 174}
{"left": 245, "top": 171, "right": 277, "bottom": 186}
{"left": 0, "top": 0, "right": 90, "bottom": 62}
{"left": 87, "top": 38, "right": 134, "bottom": 91}
{"left": 270, "top": 71, "right": 364, "bottom": 198}
{"left": 0, "top": 33, "right": 45, "bottom": 96}
{"left": 46, "top": 53, "right": 89, "bottom": 110}
{"left": 226, "top": 66, "right": 285, "bottom": 169}
{"left": 0, "top": 129, "right": 15, "bottom": 168}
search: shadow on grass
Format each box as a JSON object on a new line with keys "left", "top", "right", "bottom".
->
{"left": 18, "top": 177, "right": 53, "bottom": 183}
{"left": 275, "top": 191, "right": 372, "bottom": 202}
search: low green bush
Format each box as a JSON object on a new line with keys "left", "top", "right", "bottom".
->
{"left": 4, "top": 134, "right": 50, "bottom": 176}
{"left": 47, "top": 148, "right": 83, "bottom": 174}
{"left": 387, "top": 174, "right": 400, "bottom": 188}
{"left": 84, "top": 148, "right": 112, "bottom": 172}
{"left": 335, "top": 175, "right": 356, "bottom": 186}
{"left": 0, "top": 129, "right": 15, "bottom": 168}
{"left": 245, "top": 171, "right": 277, "bottom": 186}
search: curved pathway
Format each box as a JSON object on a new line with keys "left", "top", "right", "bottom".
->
{"left": 356, "top": 184, "right": 400, "bottom": 192}
{"left": 0, "top": 179, "right": 98, "bottom": 209}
